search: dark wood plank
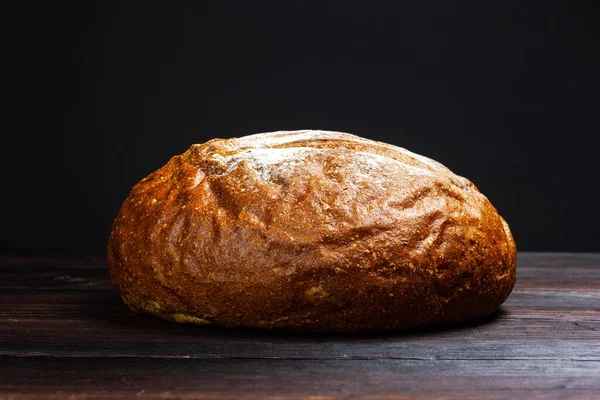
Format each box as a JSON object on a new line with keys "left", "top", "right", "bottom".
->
{"left": 1, "top": 357, "right": 599, "bottom": 399}
{"left": 1, "top": 253, "right": 599, "bottom": 360}
{"left": 3, "top": 252, "right": 600, "bottom": 290}
{"left": 1, "top": 289, "right": 599, "bottom": 360}
{"left": 1, "top": 252, "right": 599, "bottom": 398}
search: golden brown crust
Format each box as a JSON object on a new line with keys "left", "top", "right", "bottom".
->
{"left": 107, "top": 130, "right": 517, "bottom": 332}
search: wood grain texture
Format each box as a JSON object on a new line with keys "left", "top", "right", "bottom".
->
{"left": 1, "top": 252, "right": 599, "bottom": 399}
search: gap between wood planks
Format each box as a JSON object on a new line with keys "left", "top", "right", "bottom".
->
{"left": 3, "top": 353, "right": 600, "bottom": 362}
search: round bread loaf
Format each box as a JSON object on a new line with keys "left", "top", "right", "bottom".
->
{"left": 108, "top": 130, "right": 516, "bottom": 332}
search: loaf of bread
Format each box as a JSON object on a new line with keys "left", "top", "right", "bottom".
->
{"left": 108, "top": 130, "right": 516, "bottom": 332}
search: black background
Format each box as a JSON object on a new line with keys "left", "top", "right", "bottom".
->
{"left": 3, "top": 1, "right": 599, "bottom": 254}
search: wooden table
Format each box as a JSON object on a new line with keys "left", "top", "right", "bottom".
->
{"left": 1, "top": 253, "right": 599, "bottom": 399}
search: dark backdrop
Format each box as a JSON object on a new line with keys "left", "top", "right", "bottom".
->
{"left": 3, "top": 1, "right": 599, "bottom": 253}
